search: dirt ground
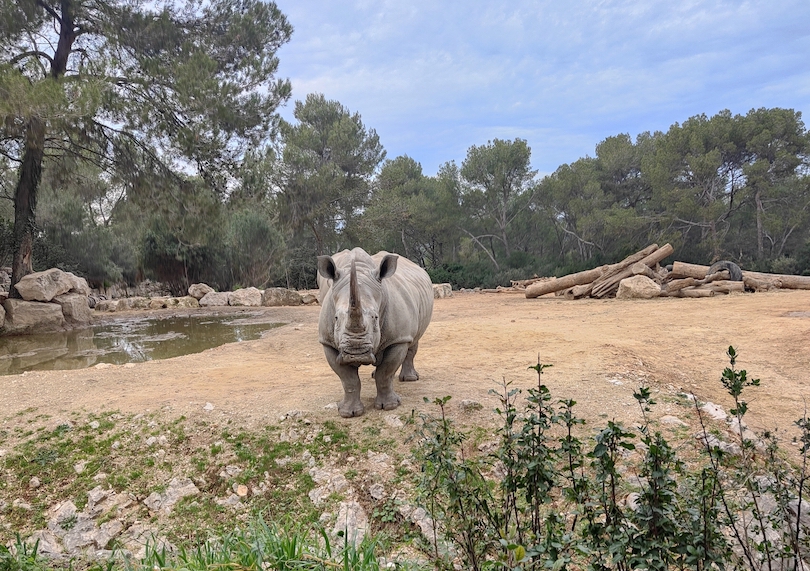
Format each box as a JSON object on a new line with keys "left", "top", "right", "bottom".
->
{"left": 1, "top": 289, "right": 809, "bottom": 439}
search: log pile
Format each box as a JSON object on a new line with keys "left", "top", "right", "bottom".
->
{"left": 511, "top": 244, "right": 810, "bottom": 299}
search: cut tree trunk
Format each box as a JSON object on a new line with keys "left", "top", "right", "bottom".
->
{"left": 692, "top": 281, "right": 745, "bottom": 294}
{"left": 525, "top": 266, "right": 607, "bottom": 298}
{"left": 591, "top": 243, "right": 674, "bottom": 298}
{"left": 661, "top": 288, "right": 715, "bottom": 298}
{"left": 670, "top": 261, "right": 810, "bottom": 290}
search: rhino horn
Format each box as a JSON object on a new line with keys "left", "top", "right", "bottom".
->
{"left": 348, "top": 259, "right": 364, "bottom": 332}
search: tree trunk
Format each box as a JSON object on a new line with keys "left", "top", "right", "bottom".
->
{"left": 524, "top": 266, "right": 607, "bottom": 298}
{"left": 755, "top": 189, "right": 764, "bottom": 258}
{"left": 670, "top": 261, "right": 810, "bottom": 290}
{"left": 9, "top": 0, "right": 76, "bottom": 295}
{"left": 10, "top": 117, "right": 46, "bottom": 298}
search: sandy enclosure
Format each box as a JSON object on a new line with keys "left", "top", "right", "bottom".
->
{"left": 1, "top": 290, "right": 808, "bottom": 438}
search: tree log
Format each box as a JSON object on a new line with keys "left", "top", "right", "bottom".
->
{"left": 591, "top": 243, "right": 674, "bottom": 298}
{"left": 670, "top": 261, "right": 810, "bottom": 290}
{"left": 693, "top": 281, "right": 745, "bottom": 294}
{"left": 661, "top": 288, "right": 715, "bottom": 298}
{"left": 525, "top": 266, "right": 607, "bottom": 298}
{"left": 743, "top": 276, "right": 782, "bottom": 291}
{"left": 663, "top": 277, "right": 699, "bottom": 294}
{"left": 631, "top": 262, "right": 658, "bottom": 281}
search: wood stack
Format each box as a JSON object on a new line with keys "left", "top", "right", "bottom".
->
{"left": 514, "top": 244, "right": 810, "bottom": 299}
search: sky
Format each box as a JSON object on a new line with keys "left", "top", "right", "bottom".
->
{"left": 273, "top": 1, "right": 810, "bottom": 177}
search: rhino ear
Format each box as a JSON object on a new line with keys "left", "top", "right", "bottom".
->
{"left": 377, "top": 254, "right": 398, "bottom": 280}
{"left": 317, "top": 256, "right": 339, "bottom": 281}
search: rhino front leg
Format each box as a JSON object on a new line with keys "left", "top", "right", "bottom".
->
{"left": 398, "top": 341, "right": 420, "bottom": 382}
{"left": 373, "top": 343, "right": 409, "bottom": 411}
{"left": 323, "top": 345, "right": 364, "bottom": 417}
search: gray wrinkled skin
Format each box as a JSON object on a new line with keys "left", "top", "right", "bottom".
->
{"left": 317, "top": 248, "right": 434, "bottom": 418}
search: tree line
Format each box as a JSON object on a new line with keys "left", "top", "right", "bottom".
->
{"left": 3, "top": 1, "right": 810, "bottom": 295}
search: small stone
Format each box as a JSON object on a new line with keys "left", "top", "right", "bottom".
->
{"left": 111, "top": 441, "right": 121, "bottom": 449}
{"left": 323, "top": 435, "right": 332, "bottom": 443}
{"left": 29, "top": 476, "right": 41, "bottom": 489}
{"left": 145, "top": 436, "right": 158, "bottom": 447}
{"left": 216, "top": 494, "right": 242, "bottom": 507}
{"left": 13, "top": 499, "right": 33, "bottom": 511}
{"left": 369, "top": 483, "right": 385, "bottom": 500}
{"left": 235, "top": 484, "right": 249, "bottom": 497}
{"left": 93, "top": 473, "right": 108, "bottom": 481}
{"left": 700, "top": 402, "right": 728, "bottom": 421}
{"left": 74, "top": 460, "right": 88, "bottom": 474}
{"left": 384, "top": 415, "right": 404, "bottom": 428}
{"left": 659, "top": 415, "right": 688, "bottom": 427}
{"left": 157, "top": 435, "right": 168, "bottom": 446}
{"left": 203, "top": 402, "right": 215, "bottom": 411}
{"left": 89, "top": 420, "right": 100, "bottom": 429}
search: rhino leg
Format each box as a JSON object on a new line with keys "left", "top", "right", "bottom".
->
{"left": 373, "top": 343, "right": 408, "bottom": 411}
{"left": 398, "top": 341, "right": 420, "bottom": 382}
{"left": 323, "top": 345, "right": 365, "bottom": 418}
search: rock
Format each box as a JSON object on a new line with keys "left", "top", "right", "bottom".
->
{"left": 148, "top": 299, "right": 166, "bottom": 310}
{"left": 301, "top": 293, "right": 318, "bottom": 305}
{"left": 333, "top": 501, "right": 369, "bottom": 547}
{"left": 115, "top": 297, "right": 151, "bottom": 311}
{"left": 53, "top": 293, "right": 93, "bottom": 323}
{"left": 66, "top": 273, "right": 92, "bottom": 296}
{"left": 188, "top": 283, "right": 214, "bottom": 300}
{"left": 369, "top": 483, "right": 385, "bottom": 500}
{"left": 26, "top": 530, "right": 63, "bottom": 555}
{"left": 616, "top": 275, "right": 662, "bottom": 299}
{"left": 173, "top": 296, "right": 199, "bottom": 308}
{"left": 74, "top": 461, "right": 88, "bottom": 474}
{"left": 216, "top": 494, "right": 242, "bottom": 507}
{"left": 29, "top": 476, "right": 41, "bottom": 489}
{"left": 47, "top": 500, "right": 78, "bottom": 535}
{"left": 659, "top": 415, "right": 688, "bottom": 427}
{"left": 261, "top": 288, "right": 303, "bottom": 307}
{"left": 432, "top": 283, "right": 453, "bottom": 299}
{"left": 142, "top": 477, "right": 200, "bottom": 514}
{"left": 13, "top": 499, "right": 33, "bottom": 510}
{"left": 94, "top": 299, "right": 119, "bottom": 312}
{"left": 203, "top": 402, "right": 215, "bottom": 411}
{"left": 235, "top": 484, "right": 249, "bottom": 497}
{"left": 229, "top": 287, "right": 262, "bottom": 307}
{"left": 61, "top": 516, "right": 97, "bottom": 551}
{"left": 0, "top": 303, "right": 5, "bottom": 329}
{"left": 119, "top": 522, "right": 173, "bottom": 560}
{"left": 700, "top": 402, "right": 728, "bottom": 421}
{"left": 384, "top": 414, "right": 404, "bottom": 428}
{"left": 199, "top": 292, "right": 230, "bottom": 307}
{"left": 14, "top": 268, "right": 74, "bottom": 301}
{"left": 2, "top": 298, "right": 66, "bottom": 334}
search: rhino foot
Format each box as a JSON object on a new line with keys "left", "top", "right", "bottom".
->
{"left": 338, "top": 400, "right": 365, "bottom": 418}
{"left": 374, "top": 392, "right": 401, "bottom": 411}
{"left": 399, "top": 369, "right": 419, "bottom": 382}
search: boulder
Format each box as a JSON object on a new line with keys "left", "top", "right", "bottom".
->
{"left": 199, "top": 292, "right": 230, "bottom": 307}
{"left": 301, "top": 293, "right": 318, "bottom": 305}
{"left": 0, "top": 303, "right": 4, "bottom": 329}
{"left": 2, "top": 299, "right": 66, "bottom": 334}
{"left": 229, "top": 287, "right": 262, "bottom": 307}
{"left": 53, "top": 293, "right": 92, "bottom": 323}
{"left": 616, "top": 275, "right": 662, "bottom": 300}
{"left": 432, "top": 283, "right": 453, "bottom": 299}
{"left": 188, "top": 283, "right": 214, "bottom": 300}
{"left": 66, "top": 272, "right": 91, "bottom": 296}
{"left": 14, "top": 269, "right": 74, "bottom": 302}
{"left": 262, "top": 287, "right": 303, "bottom": 307}
{"left": 94, "top": 299, "right": 120, "bottom": 312}
{"left": 174, "top": 296, "right": 200, "bottom": 308}
{"left": 116, "top": 297, "right": 151, "bottom": 311}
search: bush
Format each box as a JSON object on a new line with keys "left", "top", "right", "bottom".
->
{"left": 413, "top": 349, "right": 810, "bottom": 570}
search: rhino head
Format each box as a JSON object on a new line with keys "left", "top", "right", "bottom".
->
{"left": 317, "top": 253, "right": 398, "bottom": 367}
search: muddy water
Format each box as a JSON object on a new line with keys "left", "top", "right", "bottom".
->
{"left": 0, "top": 314, "right": 282, "bottom": 375}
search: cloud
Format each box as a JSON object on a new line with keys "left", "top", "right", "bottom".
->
{"left": 274, "top": 0, "right": 810, "bottom": 175}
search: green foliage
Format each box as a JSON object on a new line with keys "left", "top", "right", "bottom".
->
{"left": 414, "top": 350, "right": 809, "bottom": 570}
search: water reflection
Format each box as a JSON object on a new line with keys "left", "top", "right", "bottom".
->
{"left": 0, "top": 314, "right": 282, "bottom": 375}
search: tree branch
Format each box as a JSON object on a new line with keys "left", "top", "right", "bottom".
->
{"left": 8, "top": 50, "right": 55, "bottom": 68}
{"left": 36, "top": 0, "right": 62, "bottom": 24}
{"left": 458, "top": 226, "right": 501, "bottom": 270}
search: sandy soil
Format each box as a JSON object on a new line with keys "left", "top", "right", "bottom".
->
{"left": 1, "top": 290, "right": 809, "bottom": 439}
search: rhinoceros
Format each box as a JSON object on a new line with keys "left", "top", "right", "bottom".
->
{"left": 317, "top": 248, "right": 434, "bottom": 417}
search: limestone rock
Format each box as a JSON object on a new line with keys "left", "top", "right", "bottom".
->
{"left": 173, "top": 296, "right": 200, "bottom": 308}
{"left": 301, "top": 293, "right": 318, "bottom": 305}
{"left": 616, "top": 275, "right": 662, "bottom": 300}
{"left": 333, "top": 501, "right": 369, "bottom": 547}
{"left": 188, "top": 283, "right": 214, "bottom": 300}
{"left": 262, "top": 287, "right": 303, "bottom": 307}
{"left": 2, "top": 298, "right": 66, "bottom": 334}
{"left": 53, "top": 293, "right": 92, "bottom": 323}
{"left": 432, "top": 283, "right": 453, "bottom": 299}
{"left": 229, "top": 287, "right": 262, "bottom": 306}
{"left": 142, "top": 477, "right": 199, "bottom": 514}
{"left": 26, "top": 530, "right": 63, "bottom": 556}
{"left": 116, "top": 297, "right": 151, "bottom": 311}
{"left": 199, "top": 291, "right": 230, "bottom": 307}
{"left": 14, "top": 269, "right": 73, "bottom": 302}
{"left": 94, "top": 299, "right": 120, "bottom": 312}
{"left": 66, "top": 273, "right": 92, "bottom": 296}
